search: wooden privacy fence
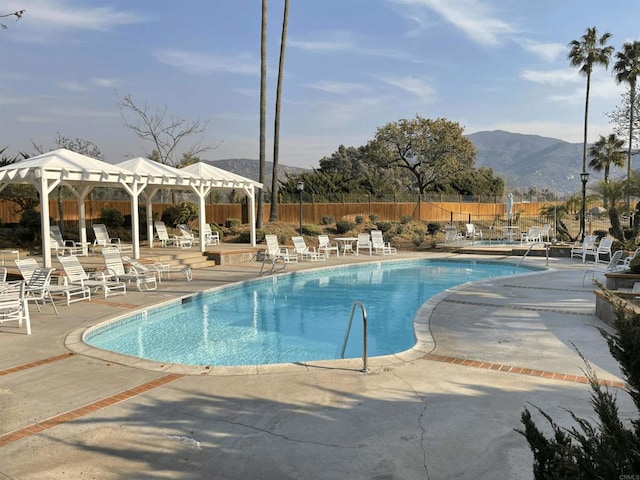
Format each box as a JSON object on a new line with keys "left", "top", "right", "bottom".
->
{"left": 0, "top": 199, "right": 559, "bottom": 225}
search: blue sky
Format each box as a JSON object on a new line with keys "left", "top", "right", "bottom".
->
{"left": 2, "top": 0, "right": 640, "bottom": 169}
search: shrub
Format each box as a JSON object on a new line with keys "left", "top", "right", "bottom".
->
{"left": 237, "top": 229, "right": 265, "bottom": 243}
{"left": 355, "top": 215, "right": 365, "bottom": 224}
{"left": 99, "top": 208, "right": 125, "bottom": 228}
{"left": 336, "top": 220, "right": 356, "bottom": 234}
{"left": 629, "top": 255, "right": 640, "bottom": 274}
{"left": 369, "top": 214, "right": 379, "bottom": 223}
{"left": 412, "top": 234, "right": 423, "bottom": 247}
{"left": 376, "top": 221, "right": 393, "bottom": 233}
{"left": 19, "top": 208, "right": 41, "bottom": 235}
{"left": 321, "top": 215, "right": 335, "bottom": 225}
{"left": 301, "top": 224, "right": 322, "bottom": 235}
{"left": 427, "top": 222, "right": 440, "bottom": 236}
{"left": 225, "top": 218, "right": 242, "bottom": 228}
{"left": 401, "top": 214, "right": 413, "bottom": 224}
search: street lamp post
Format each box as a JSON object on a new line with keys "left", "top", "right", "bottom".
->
{"left": 580, "top": 171, "right": 589, "bottom": 242}
{"left": 297, "top": 181, "right": 304, "bottom": 234}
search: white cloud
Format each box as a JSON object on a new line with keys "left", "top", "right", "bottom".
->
{"left": 154, "top": 49, "right": 258, "bottom": 76}
{"left": 389, "top": 0, "right": 517, "bottom": 46}
{"left": 303, "top": 81, "right": 372, "bottom": 96}
{"left": 521, "top": 69, "right": 579, "bottom": 86}
{"left": 92, "top": 78, "right": 120, "bottom": 88}
{"left": 522, "top": 40, "right": 566, "bottom": 63}
{"left": 376, "top": 75, "right": 437, "bottom": 101}
{"left": 55, "top": 82, "right": 89, "bottom": 92}
{"left": 6, "top": 0, "right": 147, "bottom": 31}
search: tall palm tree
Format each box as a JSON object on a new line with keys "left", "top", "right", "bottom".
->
{"left": 568, "top": 26, "right": 614, "bottom": 239}
{"left": 269, "top": 0, "right": 289, "bottom": 222}
{"left": 613, "top": 40, "right": 640, "bottom": 193}
{"left": 257, "top": 0, "right": 267, "bottom": 229}
{"left": 588, "top": 133, "right": 626, "bottom": 183}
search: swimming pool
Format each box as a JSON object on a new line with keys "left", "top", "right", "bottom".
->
{"left": 85, "top": 259, "right": 535, "bottom": 367}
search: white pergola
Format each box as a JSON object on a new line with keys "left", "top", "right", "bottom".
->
{"left": 0, "top": 149, "right": 148, "bottom": 268}
{"left": 181, "top": 162, "right": 262, "bottom": 247}
{"left": 116, "top": 157, "right": 261, "bottom": 251}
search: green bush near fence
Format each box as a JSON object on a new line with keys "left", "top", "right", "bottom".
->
{"left": 336, "top": 220, "right": 356, "bottom": 234}
{"left": 99, "top": 208, "right": 125, "bottom": 228}
{"left": 301, "top": 224, "right": 322, "bottom": 235}
{"left": 225, "top": 218, "right": 242, "bottom": 228}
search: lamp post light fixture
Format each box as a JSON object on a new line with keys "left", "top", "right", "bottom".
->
{"left": 297, "top": 181, "right": 304, "bottom": 234}
{"left": 580, "top": 171, "right": 589, "bottom": 242}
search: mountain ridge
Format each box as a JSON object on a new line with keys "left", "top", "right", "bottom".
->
{"left": 206, "top": 130, "right": 616, "bottom": 195}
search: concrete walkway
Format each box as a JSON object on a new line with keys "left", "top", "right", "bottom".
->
{"left": 0, "top": 252, "right": 634, "bottom": 479}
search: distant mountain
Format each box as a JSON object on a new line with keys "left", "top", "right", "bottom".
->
{"left": 206, "top": 131, "right": 616, "bottom": 196}
{"left": 204, "top": 158, "right": 308, "bottom": 188}
{"left": 467, "top": 130, "right": 601, "bottom": 195}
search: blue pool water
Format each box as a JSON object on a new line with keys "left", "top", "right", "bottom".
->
{"left": 86, "top": 260, "right": 533, "bottom": 367}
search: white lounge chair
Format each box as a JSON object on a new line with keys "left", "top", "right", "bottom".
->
{"left": 583, "top": 250, "right": 626, "bottom": 285}
{"left": 102, "top": 248, "right": 158, "bottom": 291}
{"left": 58, "top": 255, "right": 127, "bottom": 299}
{"left": 154, "top": 221, "right": 181, "bottom": 248}
{"left": 465, "top": 224, "right": 483, "bottom": 240}
{"left": 571, "top": 235, "right": 598, "bottom": 263}
{"left": 0, "top": 280, "right": 31, "bottom": 335}
{"left": 176, "top": 224, "right": 196, "bottom": 249}
{"left": 584, "top": 237, "right": 613, "bottom": 264}
{"left": 540, "top": 223, "right": 551, "bottom": 242}
{"left": 24, "top": 267, "right": 59, "bottom": 314}
{"left": 122, "top": 255, "right": 193, "bottom": 282}
{"left": 92, "top": 224, "right": 133, "bottom": 253}
{"left": 371, "top": 229, "right": 397, "bottom": 255}
{"left": 356, "top": 233, "right": 372, "bottom": 256}
{"left": 521, "top": 227, "right": 541, "bottom": 243}
{"left": 17, "top": 257, "right": 90, "bottom": 306}
{"left": 264, "top": 235, "right": 298, "bottom": 263}
{"left": 50, "top": 225, "right": 87, "bottom": 256}
{"left": 318, "top": 235, "right": 340, "bottom": 258}
{"left": 444, "top": 226, "right": 463, "bottom": 243}
{"left": 292, "top": 236, "right": 325, "bottom": 262}
{"left": 202, "top": 224, "right": 220, "bottom": 245}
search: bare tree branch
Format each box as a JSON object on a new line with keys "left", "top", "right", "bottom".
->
{"left": 116, "top": 92, "right": 220, "bottom": 166}
{"left": 1, "top": 10, "right": 25, "bottom": 30}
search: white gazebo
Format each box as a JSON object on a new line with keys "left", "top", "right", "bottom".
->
{"left": 0, "top": 149, "right": 148, "bottom": 268}
{"left": 181, "top": 162, "right": 262, "bottom": 247}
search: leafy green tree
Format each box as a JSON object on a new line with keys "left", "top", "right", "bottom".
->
{"left": 371, "top": 116, "right": 476, "bottom": 199}
{"left": 589, "top": 179, "right": 629, "bottom": 240}
{"left": 613, "top": 40, "right": 640, "bottom": 190}
{"left": 518, "top": 300, "right": 640, "bottom": 478}
{"left": 588, "top": 133, "right": 626, "bottom": 183}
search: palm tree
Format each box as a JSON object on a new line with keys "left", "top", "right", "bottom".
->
{"left": 613, "top": 40, "right": 640, "bottom": 194}
{"left": 257, "top": 0, "right": 267, "bottom": 229}
{"left": 269, "top": 0, "right": 289, "bottom": 222}
{"left": 588, "top": 133, "right": 625, "bottom": 183}
{"left": 568, "top": 26, "right": 615, "bottom": 239}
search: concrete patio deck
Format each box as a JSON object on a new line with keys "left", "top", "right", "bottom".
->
{"left": 0, "top": 250, "right": 634, "bottom": 479}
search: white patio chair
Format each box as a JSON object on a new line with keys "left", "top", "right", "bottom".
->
{"left": 202, "top": 224, "right": 220, "bottom": 245}
{"left": 356, "top": 233, "right": 372, "bottom": 256}
{"left": 371, "top": 230, "right": 397, "bottom": 255}
{"left": 291, "top": 236, "right": 325, "bottom": 262}
{"left": 175, "top": 224, "right": 196, "bottom": 249}
{"left": 465, "top": 224, "right": 483, "bottom": 240}
{"left": 50, "top": 225, "right": 86, "bottom": 256}
{"left": 102, "top": 248, "right": 157, "bottom": 291}
{"left": 19, "top": 257, "right": 90, "bottom": 306}
{"left": 24, "top": 267, "right": 59, "bottom": 314}
{"left": 583, "top": 250, "right": 626, "bottom": 285}
{"left": 122, "top": 255, "right": 193, "bottom": 282}
{"left": 318, "top": 235, "right": 339, "bottom": 258}
{"left": 584, "top": 237, "right": 613, "bottom": 265}
{"left": 58, "top": 255, "right": 126, "bottom": 299}
{"left": 540, "top": 223, "right": 551, "bottom": 242}
{"left": 154, "top": 221, "right": 180, "bottom": 247}
{"left": 0, "top": 280, "right": 31, "bottom": 335}
{"left": 444, "top": 226, "right": 463, "bottom": 243}
{"left": 570, "top": 235, "right": 598, "bottom": 263}
{"left": 264, "top": 235, "right": 298, "bottom": 263}
{"left": 92, "top": 224, "right": 133, "bottom": 253}
{"left": 521, "top": 227, "right": 541, "bottom": 243}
